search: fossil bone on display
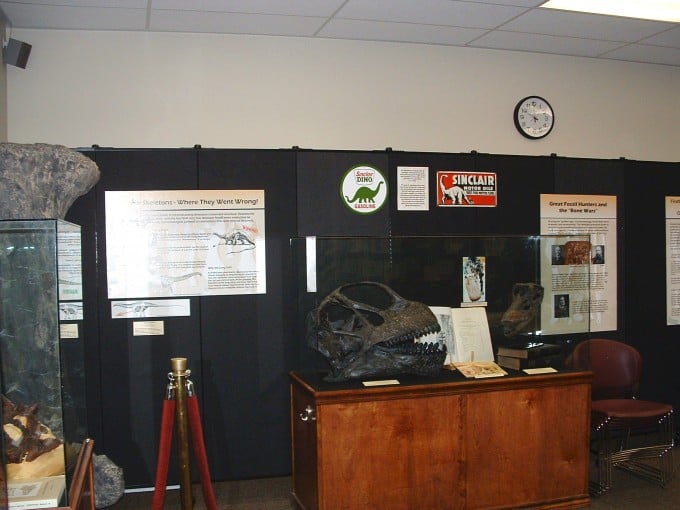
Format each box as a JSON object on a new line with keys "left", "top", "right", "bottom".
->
{"left": 2, "top": 395, "right": 65, "bottom": 479}
{"left": 307, "top": 282, "right": 445, "bottom": 382}
{"left": 500, "top": 282, "right": 545, "bottom": 337}
{"left": 0, "top": 142, "right": 100, "bottom": 220}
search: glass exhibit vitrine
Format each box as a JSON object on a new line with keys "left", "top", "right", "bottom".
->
{"left": 291, "top": 235, "right": 593, "bottom": 379}
{"left": 0, "top": 219, "right": 88, "bottom": 508}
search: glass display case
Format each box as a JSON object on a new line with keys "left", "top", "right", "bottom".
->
{"left": 289, "top": 235, "right": 595, "bottom": 509}
{"left": 0, "top": 219, "right": 88, "bottom": 508}
{"left": 291, "top": 235, "right": 592, "bottom": 378}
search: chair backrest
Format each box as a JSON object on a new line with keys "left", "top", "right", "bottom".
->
{"left": 565, "top": 338, "right": 642, "bottom": 400}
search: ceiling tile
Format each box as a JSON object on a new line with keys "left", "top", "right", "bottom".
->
{"left": 149, "top": 10, "right": 325, "bottom": 36}
{"left": 603, "top": 43, "right": 680, "bottom": 66}
{"left": 470, "top": 30, "right": 625, "bottom": 58}
{"left": 639, "top": 26, "right": 680, "bottom": 49}
{"left": 319, "top": 19, "right": 487, "bottom": 46}
{"left": 337, "top": 0, "right": 528, "bottom": 29}
{"left": 1, "top": 1, "right": 146, "bottom": 7}
{"left": 151, "top": 0, "right": 346, "bottom": 17}
{"left": 500, "top": 9, "right": 675, "bottom": 42}
{"left": 0, "top": 3, "right": 147, "bottom": 30}
{"left": 0, "top": 0, "right": 677, "bottom": 67}
{"left": 469, "top": 0, "right": 545, "bottom": 6}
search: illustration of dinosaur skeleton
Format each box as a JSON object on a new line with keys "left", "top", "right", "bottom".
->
{"left": 440, "top": 174, "right": 474, "bottom": 205}
{"left": 160, "top": 272, "right": 202, "bottom": 293}
{"left": 212, "top": 231, "right": 256, "bottom": 253}
{"left": 113, "top": 301, "right": 184, "bottom": 318}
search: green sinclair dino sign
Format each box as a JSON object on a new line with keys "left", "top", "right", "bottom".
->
{"left": 340, "top": 165, "right": 388, "bottom": 215}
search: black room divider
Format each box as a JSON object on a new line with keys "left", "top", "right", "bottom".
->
{"left": 66, "top": 147, "right": 678, "bottom": 487}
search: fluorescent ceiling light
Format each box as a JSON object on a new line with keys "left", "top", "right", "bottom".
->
{"left": 540, "top": 0, "right": 680, "bottom": 22}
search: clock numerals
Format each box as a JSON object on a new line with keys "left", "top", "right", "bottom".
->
{"left": 514, "top": 96, "right": 554, "bottom": 140}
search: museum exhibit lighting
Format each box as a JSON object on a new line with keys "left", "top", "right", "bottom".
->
{"left": 540, "top": 0, "right": 680, "bottom": 22}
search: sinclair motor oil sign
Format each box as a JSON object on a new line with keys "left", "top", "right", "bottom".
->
{"left": 437, "top": 171, "right": 497, "bottom": 207}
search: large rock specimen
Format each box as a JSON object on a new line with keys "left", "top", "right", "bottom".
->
{"left": 0, "top": 143, "right": 99, "bottom": 219}
{"left": 93, "top": 453, "right": 125, "bottom": 508}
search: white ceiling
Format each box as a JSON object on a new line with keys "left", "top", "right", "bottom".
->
{"left": 1, "top": 0, "right": 679, "bottom": 67}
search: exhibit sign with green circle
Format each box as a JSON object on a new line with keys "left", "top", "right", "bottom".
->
{"left": 340, "top": 165, "right": 388, "bottom": 215}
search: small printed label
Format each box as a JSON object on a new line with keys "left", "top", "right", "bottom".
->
{"left": 362, "top": 379, "right": 400, "bottom": 387}
{"left": 133, "top": 320, "right": 165, "bottom": 336}
{"left": 523, "top": 367, "right": 558, "bottom": 375}
{"left": 59, "top": 323, "right": 79, "bottom": 339}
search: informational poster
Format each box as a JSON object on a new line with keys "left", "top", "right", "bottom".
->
{"left": 397, "top": 166, "right": 429, "bottom": 211}
{"left": 436, "top": 171, "right": 497, "bottom": 207}
{"left": 540, "top": 194, "right": 617, "bottom": 333}
{"left": 665, "top": 196, "right": 680, "bottom": 325}
{"left": 105, "top": 190, "right": 266, "bottom": 299}
{"left": 57, "top": 231, "right": 83, "bottom": 301}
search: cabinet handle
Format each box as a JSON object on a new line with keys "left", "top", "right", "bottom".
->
{"left": 299, "top": 405, "right": 316, "bottom": 422}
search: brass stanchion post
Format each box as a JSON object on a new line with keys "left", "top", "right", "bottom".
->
{"left": 171, "top": 357, "right": 193, "bottom": 510}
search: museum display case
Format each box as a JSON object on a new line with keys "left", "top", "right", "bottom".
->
{"left": 291, "top": 235, "right": 593, "bottom": 369}
{"left": 289, "top": 235, "right": 595, "bottom": 509}
{"left": 0, "top": 219, "right": 88, "bottom": 508}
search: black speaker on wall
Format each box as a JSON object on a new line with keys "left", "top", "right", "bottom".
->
{"left": 3, "top": 38, "right": 31, "bottom": 68}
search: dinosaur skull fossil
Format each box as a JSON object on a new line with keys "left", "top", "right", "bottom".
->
{"left": 500, "top": 282, "right": 545, "bottom": 337}
{"left": 307, "top": 282, "right": 445, "bottom": 382}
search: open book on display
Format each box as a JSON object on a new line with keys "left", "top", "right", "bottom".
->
{"left": 420, "top": 306, "right": 506, "bottom": 378}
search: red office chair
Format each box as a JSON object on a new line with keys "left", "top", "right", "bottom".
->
{"left": 566, "top": 338, "right": 674, "bottom": 494}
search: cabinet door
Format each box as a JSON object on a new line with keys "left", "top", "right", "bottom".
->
{"left": 317, "top": 395, "right": 462, "bottom": 510}
{"left": 464, "top": 384, "right": 590, "bottom": 508}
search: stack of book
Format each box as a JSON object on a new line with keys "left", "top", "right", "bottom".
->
{"left": 7, "top": 475, "right": 66, "bottom": 509}
{"left": 496, "top": 342, "right": 564, "bottom": 371}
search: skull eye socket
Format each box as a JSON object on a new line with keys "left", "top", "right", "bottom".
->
{"left": 341, "top": 283, "right": 394, "bottom": 310}
{"left": 325, "top": 304, "right": 385, "bottom": 328}
{"left": 325, "top": 304, "right": 354, "bottom": 326}
{"left": 358, "top": 310, "right": 385, "bottom": 327}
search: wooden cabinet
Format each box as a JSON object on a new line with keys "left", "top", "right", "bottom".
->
{"left": 290, "top": 370, "right": 592, "bottom": 510}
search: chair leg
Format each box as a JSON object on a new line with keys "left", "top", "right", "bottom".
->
{"left": 611, "top": 412, "right": 675, "bottom": 487}
{"left": 590, "top": 421, "right": 613, "bottom": 496}
{"left": 590, "top": 411, "right": 675, "bottom": 494}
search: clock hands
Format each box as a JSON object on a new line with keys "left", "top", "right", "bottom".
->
{"left": 514, "top": 96, "right": 553, "bottom": 139}
{"left": 529, "top": 103, "right": 539, "bottom": 123}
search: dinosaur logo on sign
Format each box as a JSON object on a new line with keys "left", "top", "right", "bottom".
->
{"left": 340, "top": 165, "right": 388, "bottom": 215}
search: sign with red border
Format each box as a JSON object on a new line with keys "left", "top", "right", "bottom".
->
{"left": 437, "top": 171, "right": 497, "bottom": 207}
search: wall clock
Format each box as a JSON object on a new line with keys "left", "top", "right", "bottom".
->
{"left": 514, "top": 96, "right": 554, "bottom": 139}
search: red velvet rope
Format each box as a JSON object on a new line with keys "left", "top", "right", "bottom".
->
{"left": 187, "top": 395, "right": 218, "bottom": 510}
{"left": 151, "top": 398, "right": 176, "bottom": 510}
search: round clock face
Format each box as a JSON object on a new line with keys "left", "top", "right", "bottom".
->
{"left": 514, "top": 96, "right": 554, "bottom": 139}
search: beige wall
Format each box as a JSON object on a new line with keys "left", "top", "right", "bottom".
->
{"left": 6, "top": 29, "right": 680, "bottom": 162}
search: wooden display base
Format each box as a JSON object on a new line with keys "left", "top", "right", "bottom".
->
{"left": 290, "top": 369, "right": 592, "bottom": 510}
